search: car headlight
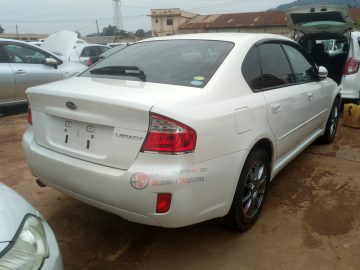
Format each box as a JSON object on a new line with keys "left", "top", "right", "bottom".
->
{"left": 0, "top": 214, "right": 49, "bottom": 270}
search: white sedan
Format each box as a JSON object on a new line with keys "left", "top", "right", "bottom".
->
{"left": 0, "top": 183, "right": 63, "bottom": 269}
{"left": 22, "top": 33, "right": 340, "bottom": 230}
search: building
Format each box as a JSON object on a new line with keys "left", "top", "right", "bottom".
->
{"left": 0, "top": 33, "right": 48, "bottom": 41}
{"left": 177, "top": 8, "right": 360, "bottom": 37}
{"left": 178, "top": 11, "right": 290, "bottom": 36}
{"left": 150, "top": 8, "right": 198, "bottom": 36}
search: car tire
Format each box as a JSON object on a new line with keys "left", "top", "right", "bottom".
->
{"left": 223, "top": 148, "right": 270, "bottom": 231}
{"left": 320, "top": 98, "right": 340, "bottom": 144}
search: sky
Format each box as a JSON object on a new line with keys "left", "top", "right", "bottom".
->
{"left": 0, "top": 0, "right": 293, "bottom": 35}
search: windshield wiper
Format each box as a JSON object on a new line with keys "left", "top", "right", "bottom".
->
{"left": 90, "top": 66, "right": 146, "bottom": 81}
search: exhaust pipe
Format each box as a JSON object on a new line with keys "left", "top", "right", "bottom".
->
{"left": 36, "top": 179, "right": 46, "bottom": 188}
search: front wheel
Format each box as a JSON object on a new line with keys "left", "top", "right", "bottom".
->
{"left": 320, "top": 98, "right": 340, "bottom": 144}
{"left": 223, "top": 148, "right": 270, "bottom": 231}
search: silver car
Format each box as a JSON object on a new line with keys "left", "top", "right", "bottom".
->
{"left": 0, "top": 183, "right": 63, "bottom": 269}
{"left": 0, "top": 39, "right": 86, "bottom": 107}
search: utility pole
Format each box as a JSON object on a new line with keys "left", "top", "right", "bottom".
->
{"left": 16, "top": 24, "right": 19, "bottom": 40}
{"left": 113, "top": 0, "right": 124, "bottom": 30}
{"left": 96, "top": 20, "right": 100, "bottom": 36}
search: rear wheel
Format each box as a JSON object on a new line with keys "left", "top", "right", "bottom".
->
{"left": 224, "top": 148, "right": 270, "bottom": 231}
{"left": 320, "top": 98, "right": 340, "bottom": 144}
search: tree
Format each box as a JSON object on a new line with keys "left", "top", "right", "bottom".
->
{"left": 135, "top": 29, "right": 145, "bottom": 38}
{"left": 101, "top": 25, "right": 121, "bottom": 36}
{"left": 0, "top": 25, "right": 4, "bottom": 34}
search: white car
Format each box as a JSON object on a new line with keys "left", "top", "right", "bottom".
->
{"left": 288, "top": 5, "right": 360, "bottom": 100}
{"left": 23, "top": 33, "right": 340, "bottom": 230}
{"left": 41, "top": 31, "right": 110, "bottom": 66}
{"left": 0, "top": 183, "right": 63, "bottom": 269}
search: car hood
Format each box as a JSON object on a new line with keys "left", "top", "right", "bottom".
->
{"left": 41, "top": 30, "right": 78, "bottom": 60}
{"left": 287, "top": 5, "right": 353, "bottom": 34}
{"left": 0, "top": 183, "right": 36, "bottom": 245}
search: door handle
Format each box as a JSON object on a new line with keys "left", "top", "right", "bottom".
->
{"left": 270, "top": 103, "right": 281, "bottom": 114}
{"left": 15, "top": 69, "right": 26, "bottom": 75}
{"left": 307, "top": 92, "right": 314, "bottom": 101}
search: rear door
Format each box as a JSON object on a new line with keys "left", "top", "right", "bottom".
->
{"left": 287, "top": 6, "right": 353, "bottom": 36}
{"left": 282, "top": 43, "right": 333, "bottom": 134}
{"left": 257, "top": 43, "right": 309, "bottom": 160}
{"left": 0, "top": 45, "right": 16, "bottom": 103}
{"left": 3, "top": 43, "right": 63, "bottom": 101}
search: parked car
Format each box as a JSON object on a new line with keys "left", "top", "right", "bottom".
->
{"left": 41, "top": 30, "right": 110, "bottom": 66}
{"left": 69, "top": 44, "right": 110, "bottom": 66}
{"left": 106, "top": 42, "right": 128, "bottom": 48}
{"left": 0, "top": 38, "right": 86, "bottom": 108}
{"left": 287, "top": 5, "right": 360, "bottom": 100}
{"left": 0, "top": 183, "right": 63, "bottom": 269}
{"left": 87, "top": 44, "right": 128, "bottom": 66}
{"left": 23, "top": 33, "right": 340, "bottom": 230}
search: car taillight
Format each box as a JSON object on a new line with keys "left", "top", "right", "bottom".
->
{"left": 156, "top": 193, "right": 172, "bottom": 213}
{"left": 27, "top": 108, "right": 32, "bottom": 125}
{"left": 141, "top": 113, "right": 196, "bottom": 154}
{"left": 343, "top": 58, "right": 360, "bottom": 75}
{"left": 87, "top": 58, "right": 93, "bottom": 66}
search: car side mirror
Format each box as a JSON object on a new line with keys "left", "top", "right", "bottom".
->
{"left": 318, "top": 66, "right": 328, "bottom": 80}
{"left": 45, "top": 58, "right": 59, "bottom": 69}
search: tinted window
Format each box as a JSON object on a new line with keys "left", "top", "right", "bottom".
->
{"left": 242, "top": 48, "right": 262, "bottom": 91}
{"left": 0, "top": 46, "right": 9, "bottom": 63}
{"left": 3, "top": 44, "right": 47, "bottom": 64}
{"left": 81, "top": 40, "right": 234, "bottom": 88}
{"left": 81, "top": 46, "right": 101, "bottom": 57}
{"left": 258, "top": 43, "right": 294, "bottom": 89}
{"left": 98, "top": 46, "right": 110, "bottom": 54}
{"left": 283, "top": 45, "right": 316, "bottom": 83}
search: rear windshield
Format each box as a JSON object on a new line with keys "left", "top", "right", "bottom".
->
{"left": 80, "top": 39, "right": 234, "bottom": 88}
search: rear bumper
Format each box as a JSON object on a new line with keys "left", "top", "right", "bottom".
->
{"left": 340, "top": 74, "right": 360, "bottom": 100}
{"left": 23, "top": 127, "right": 246, "bottom": 228}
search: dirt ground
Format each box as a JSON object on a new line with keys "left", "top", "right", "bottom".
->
{"left": 1, "top": 107, "right": 359, "bottom": 270}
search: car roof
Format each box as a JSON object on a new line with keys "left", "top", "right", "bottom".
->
{"left": 75, "top": 44, "right": 110, "bottom": 49}
{"left": 140, "top": 33, "right": 292, "bottom": 45}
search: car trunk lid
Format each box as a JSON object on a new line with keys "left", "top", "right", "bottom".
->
{"left": 287, "top": 6, "right": 354, "bottom": 35}
{"left": 26, "top": 77, "right": 197, "bottom": 170}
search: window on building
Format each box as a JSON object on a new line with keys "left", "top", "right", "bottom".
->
{"left": 155, "top": 18, "right": 158, "bottom": 23}
{"left": 167, "top": 18, "right": 173, "bottom": 26}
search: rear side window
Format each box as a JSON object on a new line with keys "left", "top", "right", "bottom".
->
{"left": 258, "top": 43, "right": 295, "bottom": 89}
{"left": 242, "top": 48, "right": 262, "bottom": 91}
{"left": 282, "top": 45, "right": 316, "bottom": 83}
{"left": 81, "top": 40, "right": 234, "bottom": 88}
{"left": 81, "top": 46, "right": 101, "bottom": 57}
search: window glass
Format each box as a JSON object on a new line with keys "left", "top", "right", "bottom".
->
{"left": 242, "top": 48, "right": 262, "bottom": 91}
{"left": 258, "top": 43, "right": 295, "bottom": 88}
{"left": 81, "top": 46, "right": 100, "bottom": 57}
{"left": 0, "top": 46, "right": 9, "bottom": 63}
{"left": 3, "top": 44, "right": 47, "bottom": 64}
{"left": 283, "top": 44, "right": 316, "bottom": 83}
{"left": 98, "top": 46, "right": 110, "bottom": 54}
{"left": 167, "top": 18, "right": 173, "bottom": 25}
{"left": 81, "top": 40, "right": 234, "bottom": 88}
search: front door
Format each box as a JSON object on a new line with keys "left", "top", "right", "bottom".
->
{"left": 3, "top": 43, "right": 63, "bottom": 101}
{"left": 257, "top": 43, "right": 309, "bottom": 160}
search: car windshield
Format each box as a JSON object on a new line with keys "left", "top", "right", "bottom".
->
{"left": 80, "top": 39, "right": 234, "bottom": 88}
